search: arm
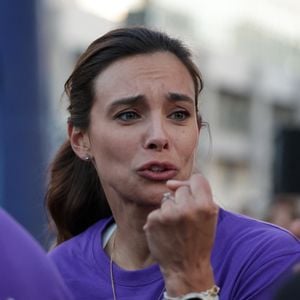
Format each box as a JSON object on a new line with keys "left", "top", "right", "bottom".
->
{"left": 143, "top": 174, "right": 219, "bottom": 298}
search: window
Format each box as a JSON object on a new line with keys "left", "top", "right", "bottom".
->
{"left": 217, "top": 88, "right": 251, "bottom": 134}
{"left": 273, "top": 104, "right": 296, "bottom": 129}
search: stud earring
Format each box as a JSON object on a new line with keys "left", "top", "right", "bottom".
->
{"left": 84, "top": 154, "right": 91, "bottom": 161}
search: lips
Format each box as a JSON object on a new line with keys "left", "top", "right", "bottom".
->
{"left": 137, "top": 161, "right": 178, "bottom": 181}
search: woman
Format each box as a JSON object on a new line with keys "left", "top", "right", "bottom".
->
{"left": 47, "top": 27, "right": 300, "bottom": 300}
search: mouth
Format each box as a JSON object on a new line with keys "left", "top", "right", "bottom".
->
{"left": 137, "top": 161, "right": 178, "bottom": 181}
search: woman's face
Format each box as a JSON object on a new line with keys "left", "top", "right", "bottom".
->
{"left": 87, "top": 52, "right": 200, "bottom": 206}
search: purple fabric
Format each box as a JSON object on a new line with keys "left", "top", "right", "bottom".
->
{"left": 0, "top": 208, "right": 73, "bottom": 300}
{"left": 49, "top": 208, "right": 300, "bottom": 300}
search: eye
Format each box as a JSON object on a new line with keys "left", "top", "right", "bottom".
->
{"left": 169, "top": 110, "right": 190, "bottom": 121}
{"left": 116, "top": 111, "right": 140, "bottom": 122}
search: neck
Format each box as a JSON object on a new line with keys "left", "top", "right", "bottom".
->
{"left": 105, "top": 205, "right": 157, "bottom": 270}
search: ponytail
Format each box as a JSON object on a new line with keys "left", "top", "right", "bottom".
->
{"left": 46, "top": 140, "right": 112, "bottom": 245}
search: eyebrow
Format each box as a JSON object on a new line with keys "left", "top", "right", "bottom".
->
{"left": 167, "top": 92, "right": 194, "bottom": 104}
{"left": 108, "top": 95, "right": 145, "bottom": 110}
{"left": 107, "top": 92, "right": 194, "bottom": 112}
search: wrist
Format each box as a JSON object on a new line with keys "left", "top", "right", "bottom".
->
{"left": 162, "top": 263, "right": 215, "bottom": 296}
{"left": 163, "top": 285, "right": 220, "bottom": 300}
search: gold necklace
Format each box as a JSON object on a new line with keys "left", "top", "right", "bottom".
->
{"left": 109, "top": 232, "right": 165, "bottom": 300}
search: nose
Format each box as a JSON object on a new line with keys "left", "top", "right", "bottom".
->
{"left": 143, "top": 118, "right": 169, "bottom": 151}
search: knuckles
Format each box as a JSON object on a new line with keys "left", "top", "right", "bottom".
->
{"left": 146, "top": 200, "right": 218, "bottom": 230}
{"left": 145, "top": 174, "right": 218, "bottom": 231}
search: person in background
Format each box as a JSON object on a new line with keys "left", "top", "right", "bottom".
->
{"left": 0, "top": 208, "right": 73, "bottom": 300}
{"left": 267, "top": 195, "right": 300, "bottom": 238}
{"left": 46, "top": 26, "right": 300, "bottom": 300}
{"left": 274, "top": 272, "right": 300, "bottom": 300}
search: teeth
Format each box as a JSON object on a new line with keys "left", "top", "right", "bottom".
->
{"left": 150, "top": 166, "right": 164, "bottom": 172}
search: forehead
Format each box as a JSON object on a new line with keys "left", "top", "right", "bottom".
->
{"left": 92, "top": 52, "right": 195, "bottom": 106}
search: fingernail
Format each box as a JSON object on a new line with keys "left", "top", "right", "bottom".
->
{"left": 167, "top": 179, "right": 189, "bottom": 185}
{"left": 167, "top": 179, "right": 181, "bottom": 184}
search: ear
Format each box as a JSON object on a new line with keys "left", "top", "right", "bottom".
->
{"left": 68, "top": 122, "right": 91, "bottom": 161}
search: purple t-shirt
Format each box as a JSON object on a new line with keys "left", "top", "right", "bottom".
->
{"left": 0, "top": 208, "right": 73, "bottom": 300}
{"left": 49, "top": 208, "right": 300, "bottom": 300}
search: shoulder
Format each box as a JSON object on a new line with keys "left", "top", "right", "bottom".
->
{"left": 48, "top": 217, "right": 113, "bottom": 297}
{"left": 217, "top": 208, "right": 300, "bottom": 245}
{"left": 214, "top": 208, "right": 300, "bottom": 299}
{"left": 48, "top": 217, "right": 112, "bottom": 269}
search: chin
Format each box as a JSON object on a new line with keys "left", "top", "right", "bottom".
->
{"left": 135, "top": 191, "right": 166, "bottom": 208}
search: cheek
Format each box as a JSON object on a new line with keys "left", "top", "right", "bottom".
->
{"left": 91, "top": 130, "right": 136, "bottom": 167}
{"left": 176, "top": 128, "right": 199, "bottom": 157}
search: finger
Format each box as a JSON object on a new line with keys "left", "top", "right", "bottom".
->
{"left": 161, "top": 192, "right": 175, "bottom": 204}
{"left": 189, "top": 174, "right": 218, "bottom": 216}
{"left": 160, "top": 198, "right": 178, "bottom": 217}
{"left": 160, "top": 192, "right": 177, "bottom": 212}
{"left": 189, "top": 174, "right": 213, "bottom": 203}
{"left": 174, "top": 185, "right": 191, "bottom": 204}
{"left": 143, "top": 209, "right": 160, "bottom": 230}
{"left": 166, "top": 179, "right": 189, "bottom": 191}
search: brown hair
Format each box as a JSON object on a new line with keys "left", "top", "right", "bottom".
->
{"left": 46, "top": 26, "right": 204, "bottom": 245}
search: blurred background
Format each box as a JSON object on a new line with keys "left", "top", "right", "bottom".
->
{"left": 1, "top": 0, "right": 300, "bottom": 246}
